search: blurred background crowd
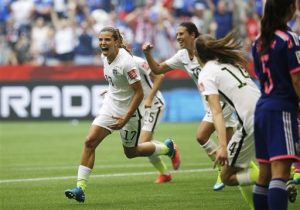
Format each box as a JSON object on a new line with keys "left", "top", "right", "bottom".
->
{"left": 0, "top": 0, "right": 299, "bottom": 66}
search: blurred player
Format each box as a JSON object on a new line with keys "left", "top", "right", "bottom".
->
{"left": 142, "top": 21, "right": 237, "bottom": 191}
{"left": 64, "top": 27, "right": 180, "bottom": 203}
{"left": 195, "top": 31, "right": 260, "bottom": 210}
{"left": 133, "top": 55, "right": 178, "bottom": 183}
{"left": 252, "top": 0, "right": 300, "bottom": 209}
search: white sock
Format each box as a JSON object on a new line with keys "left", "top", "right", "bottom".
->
{"left": 201, "top": 138, "right": 218, "bottom": 161}
{"left": 236, "top": 169, "right": 251, "bottom": 185}
{"left": 151, "top": 141, "right": 168, "bottom": 156}
{"left": 77, "top": 165, "right": 92, "bottom": 182}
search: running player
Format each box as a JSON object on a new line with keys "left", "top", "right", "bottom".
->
{"left": 195, "top": 31, "right": 261, "bottom": 209}
{"left": 133, "top": 55, "right": 179, "bottom": 183}
{"left": 64, "top": 27, "right": 180, "bottom": 203}
{"left": 142, "top": 21, "right": 237, "bottom": 191}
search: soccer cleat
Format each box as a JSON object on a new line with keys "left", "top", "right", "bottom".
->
{"left": 164, "top": 138, "right": 175, "bottom": 157}
{"left": 286, "top": 179, "right": 297, "bottom": 203}
{"left": 164, "top": 139, "right": 181, "bottom": 170}
{"left": 155, "top": 174, "right": 172, "bottom": 184}
{"left": 213, "top": 172, "right": 225, "bottom": 191}
{"left": 65, "top": 187, "right": 85, "bottom": 203}
{"left": 172, "top": 144, "right": 181, "bottom": 170}
{"left": 294, "top": 172, "right": 300, "bottom": 185}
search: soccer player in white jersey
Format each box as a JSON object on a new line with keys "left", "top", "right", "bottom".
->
{"left": 195, "top": 31, "right": 261, "bottom": 209}
{"left": 64, "top": 27, "right": 180, "bottom": 203}
{"left": 142, "top": 21, "right": 237, "bottom": 191}
{"left": 133, "top": 55, "right": 180, "bottom": 183}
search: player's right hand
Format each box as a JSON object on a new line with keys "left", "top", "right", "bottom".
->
{"left": 142, "top": 43, "right": 153, "bottom": 53}
{"left": 213, "top": 146, "right": 228, "bottom": 168}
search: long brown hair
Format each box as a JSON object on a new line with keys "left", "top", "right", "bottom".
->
{"left": 259, "top": 0, "right": 295, "bottom": 55}
{"left": 100, "top": 26, "right": 132, "bottom": 55}
{"left": 195, "top": 31, "right": 247, "bottom": 68}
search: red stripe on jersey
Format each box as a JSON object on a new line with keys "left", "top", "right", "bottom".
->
{"left": 128, "top": 69, "right": 138, "bottom": 79}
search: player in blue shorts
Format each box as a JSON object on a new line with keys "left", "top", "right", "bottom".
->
{"left": 252, "top": 0, "right": 300, "bottom": 209}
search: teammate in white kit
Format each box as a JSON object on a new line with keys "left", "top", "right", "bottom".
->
{"left": 64, "top": 27, "right": 180, "bottom": 203}
{"left": 133, "top": 55, "right": 179, "bottom": 184}
{"left": 195, "top": 31, "right": 260, "bottom": 209}
{"left": 142, "top": 21, "right": 236, "bottom": 191}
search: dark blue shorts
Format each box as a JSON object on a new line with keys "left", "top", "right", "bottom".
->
{"left": 254, "top": 109, "right": 300, "bottom": 163}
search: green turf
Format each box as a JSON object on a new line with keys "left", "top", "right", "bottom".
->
{"left": 0, "top": 121, "right": 299, "bottom": 210}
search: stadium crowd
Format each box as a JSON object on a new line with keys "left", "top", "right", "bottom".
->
{"left": 0, "top": 0, "right": 299, "bottom": 66}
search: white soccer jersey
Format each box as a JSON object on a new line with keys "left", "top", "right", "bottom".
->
{"left": 198, "top": 60, "right": 261, "bottom": 133}
{"left": 165, "top": 49, "right": 236, "bottom": 126}
{"left": 100, "top": 48, "right": 141, "bottom": 116}
{"left": 133, "top": 56, "right": 165, "bottom": 107}
{"left": 165, "top": 49, "right": 201, "bottom": 85}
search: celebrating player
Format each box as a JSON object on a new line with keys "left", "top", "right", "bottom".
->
{"left": 64, "top": 27, "right": 180, "bottom": 203}
{"left": 142, "top": 21, "right": 237, "bottom": 191}
{"left": 195, "top": 31, "right": 260, "bottom": 209}
{"left": 133, "top": 55, "right": 179, "bottom": 183}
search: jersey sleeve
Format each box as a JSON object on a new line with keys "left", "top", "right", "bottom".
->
{"left": 124, "top": 57, "right": 141, "bottom": 85}
{"left": 198, "top": 66, "right": 219, "bottom": 96}
{"left": 288, "top": 32, "right": 300, "bottom": 74}
{"left": 165, "top": 51, "right": 185, "bottom": 70}
{"left": 138, "top": 59, "right": 151, "bottom": 76}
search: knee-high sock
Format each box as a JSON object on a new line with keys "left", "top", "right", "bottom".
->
{"left": 148, "top": 155, "right": 169, "bottom": 175}
{"left": 268, "top": 179, "right": 288, "bottom": 210}
{"left": 253, "top": 183, "right": 268, "bottom": 210}
{"left": 201, "top": 138, "right": 218, "bottom": 161}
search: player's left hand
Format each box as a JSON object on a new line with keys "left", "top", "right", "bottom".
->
{"left": 144, "top": 97, "right": 153, "bottom": 108}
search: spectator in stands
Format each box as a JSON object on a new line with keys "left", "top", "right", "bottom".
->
{"left": 50, "top": 3, "right": 76, "bottom": 65}
{"left": 33, "top": 0, "right": 53, "bottom": 21}
{"left": 30, "top": 17, "right": 50, "bottom": 65}
{"left": 0, "top": 32, "right": 17, "bottom": 64}
{"left": 10, "top": 0, "right": 34, "bottom": 35}
{"left": 0, "top": 0, "right": 12, "bottom": 25}
{"left": 15, "top": 33, "right": 31, "bottom": 64}
{"left": 74, "top": 20, "right": 95, "bottom": 65}
{"left": 212, "top": 0, "right": 233, "bottom": 38}
{"left": 52, "top": 0, "right": 67, "bottom": 18}
{"left": 44, "top": 26, "right": 58, "bottom": 65}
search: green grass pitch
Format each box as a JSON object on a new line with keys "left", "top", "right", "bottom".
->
{"left": 0, "top": 121, "right": 299, "bottom": 210}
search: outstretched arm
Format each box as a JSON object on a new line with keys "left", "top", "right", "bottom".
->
{"left": 142, "top": 43, "right": 172, "bottom": 75}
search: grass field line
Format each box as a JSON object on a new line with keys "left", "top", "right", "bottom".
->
{"left": 0, "top": 168, "right": 214, "bottom": 184}
{"left": 3, "top": 162, "right": 211, "bottom": 171}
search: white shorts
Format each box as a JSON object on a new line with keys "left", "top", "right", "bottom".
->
{"left": 203, "top": 103, "right": 237, "bottom": 128}
{"left": 227, "top": 128, "right": 255, "bottom": 168}
{"left": 92, "top": 112, "right": 142, "bottom": 148}
{"left": 141, "top": 105, "right": 164, "bottom": 132}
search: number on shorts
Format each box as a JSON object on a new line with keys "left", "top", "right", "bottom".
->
{"left": 123, "top": 130, "right": 137, "bottom": 141}
{"left": 228, "top": 142, "right": 237, "bottom": 156}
